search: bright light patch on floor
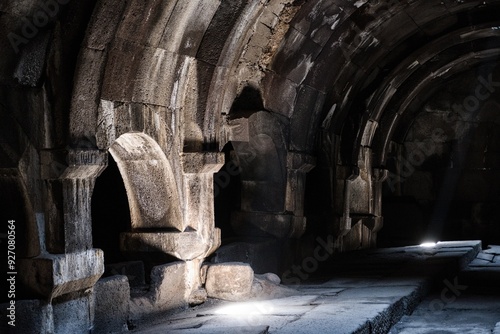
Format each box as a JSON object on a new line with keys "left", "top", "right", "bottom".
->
{"left": 214, "top": 301, "right": 275, "bottom": 317}
{"left": 420, "top": 242, "right": 437, "bottom": 248}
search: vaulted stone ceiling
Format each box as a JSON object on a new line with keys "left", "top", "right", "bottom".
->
{"left": 1, "top": 0, "right": 499, "bottom": 255}
{"left": 3, "top": 1, "right": 499, "bottom": 154}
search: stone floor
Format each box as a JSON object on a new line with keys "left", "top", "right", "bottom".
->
{"left": 132, "top": 241, "right": 500, "bottom": 334}
{"left": 389, "top": 294, "right": 500, "bottom": 334}
{"left": 390, "top": 245, "right": 500, "bottom": 334}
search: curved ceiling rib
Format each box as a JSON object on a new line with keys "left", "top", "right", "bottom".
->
{"left": 375, "top": 49, "right": 500, "bottom": 166}
{"left": 363, "top": 24, "right": 500, "bottom": 166}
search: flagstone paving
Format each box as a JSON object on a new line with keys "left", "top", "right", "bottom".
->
{"left": 389, "top": 245, "right": 500, "bottom": 334}
{"left": 132, "top": 241, "right": 500, "bottom": 334}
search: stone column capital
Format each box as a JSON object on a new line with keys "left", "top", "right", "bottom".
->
{"left": 41, "top": 149, "right": 108, "bottom": 180}
{"left": 19, "top": 249, "right": 104, "bottom": 300}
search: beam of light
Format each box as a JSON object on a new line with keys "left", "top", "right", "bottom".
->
{"left": 213, "top": 301, "right": 275, "bottom": 317}
{"left": 420, "top": 241, "right": 437, "bottom": 248}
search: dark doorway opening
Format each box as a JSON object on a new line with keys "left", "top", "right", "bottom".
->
{"left": 91, "top": 154, "right": 131, "bottom": 264}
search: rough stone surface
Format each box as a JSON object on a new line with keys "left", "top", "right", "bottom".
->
{"left": 92, "top": 275, "right": 130, "bottom": 334}
{"left": 205, "top": 262, "right": 255, "bottom": 301}
{"left": 129, "top": 261, "right": 190, "bottom": 321}
{"left": 249, "top": 275, "right": 296, "bottom": 300}
{"left": 150, "top": 261, "right": 189, "bottom": 308}
{"left": 0, "top": 300, "right": 53, "bottom": 334}
{"left": 121, "top": 231, "right": 215, "bottom": 261}
{"left": 188, "top": 288, "right": 208, "bottom": 306}
{"left": 19, "top": 249, "right": 104, "bottom": 300}
{"left": 53, "top": 294, "right": 93, "bottom": 334}
{"left": 3, "top": 0, "right": 500, "bottom": 329}
{"left": 389, "top": 295, "right": 500, "bottom": 334}
{"left": 131, "top": 242, "right": 483, "bottom": 334}
{"left": 484, "top": 245, "right": 500, "bottom": 255}
{"left": 200, "top": 263, "right": 210, "bottom": 284}
{"left": 255, "top": 273, "right": 281, "bottom": 285}
{"left": 494, "top": 322, "right": 500, "bottom": 334}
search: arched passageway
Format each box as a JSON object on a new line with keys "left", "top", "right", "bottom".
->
{"left": 3, "top": 0, "right": 500, "bottom": 330}
{"left": 380, "top": 63, "right": 500, "bottom": 247}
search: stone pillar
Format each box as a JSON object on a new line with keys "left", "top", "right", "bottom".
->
{"left": 19, "top": 149, "right": 106, "bottom": 331}
{"left": 220, "top": 112, "right": 316, "bottom": 273}
{"left": 120, "top": 152, "right": 223, "bottom": 319}
{"left": 43, "top": 150, "right": 107, "bottom": 254}
{"left": 285, "top": 152, "right": 316, "bottom": 217}
{"left": 231, "top": 152, "right": 315, "bottom": 238}
{"left": 334, "top": 147, "right": 388, "bottom": 250}
{"left": 369, "top": 167, "right": 388, "bottom": 234}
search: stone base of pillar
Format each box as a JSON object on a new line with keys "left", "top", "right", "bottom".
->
{"left": 231, "top": 211, "right": 306, "bottom": 238}
{"left": 0, "top": 292, "right": 96, "bottom": 334}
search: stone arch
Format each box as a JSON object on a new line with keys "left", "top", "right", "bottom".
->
{"left": 108, "top": 132, "right": 183, "bottom": 231}
{"left": 247, "top": 0, "right": 500, "bottom": 250}
{"left": 62, "top": 0, "right": 500, "bottom": 259}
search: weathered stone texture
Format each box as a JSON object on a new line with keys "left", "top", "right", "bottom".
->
{"left": 115, "top": 0, "right": 177, "bottom": 48}
{"left": 70, "top": 48, "right": 107, "bottom": 143}
{"left": 92, "top": 275, "right": 130, "bottom": 334}
{"left": 0, "top": 300, "right": 53, "bottom": 334}
{"left": 53, "top": 294, "right": 93, "bottom": 334}
{"left": 19, "top": 249, "right": 104, "bottom": 300}
{"left": 84, "top": 0, "right": 127, "bottom": 50}
{"left": 150, "top": 261, "right": 188, "bottom": 308}
{"left": 158, "top": 0, "right": 221, "bottom": 56}
{"left": 3, "top": 0, "right": 500, "bottom": 330}
{"left": 205, "top": 262, "right": 254, "bottom": 301}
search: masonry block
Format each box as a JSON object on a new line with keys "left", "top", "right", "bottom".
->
{"left": 92, "top": 275, "right": 130, "bottom": 334}
{"left": 150, "top": 261, "right": 189, "bottom": 308}
{"left": 53, "top": 293, "right": 92, "bottom": 334}
{"left": 0, "top": 299, "right": 53, "bottom": 334}
{"left": 205, "top": 262, "right": 254, "bottom": 301}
